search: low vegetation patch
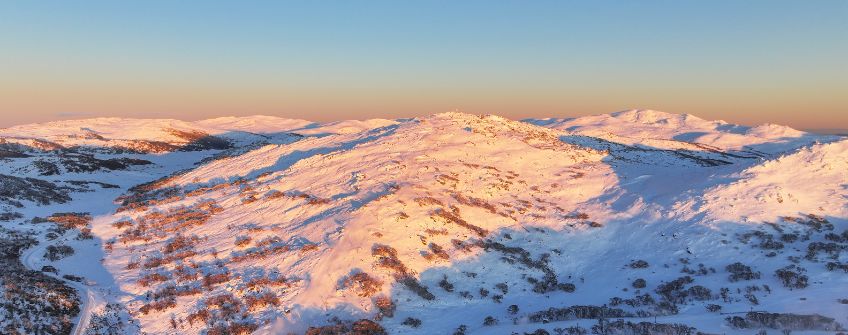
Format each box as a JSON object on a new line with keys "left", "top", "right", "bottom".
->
{"left": 726, "top": 312, "right": 843, "bottom": 331}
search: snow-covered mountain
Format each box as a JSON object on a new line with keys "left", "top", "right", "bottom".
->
{"left": 525, "top": 109, "right": 824, "bottom": 157}
{"left": 1, "top": 111, "right": 846, "bottom": 335}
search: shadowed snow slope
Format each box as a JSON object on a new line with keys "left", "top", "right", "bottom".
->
{"left": 1, "top": 111, "right": 846, "bottom": 335}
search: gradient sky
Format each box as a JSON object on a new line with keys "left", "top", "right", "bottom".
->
{"left": 1, "top": 1, "right": 846, "bottom": 129}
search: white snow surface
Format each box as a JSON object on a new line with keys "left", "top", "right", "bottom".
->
{"left": 1, "top": 111, "right": 846, "bottom": 335}
{"left": 525, "top": 109, "right": 832, "bottom": 155}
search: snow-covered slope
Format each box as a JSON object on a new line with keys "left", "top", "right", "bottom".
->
{"left": 0, "top": 115, "right": 397, "bottom": 154}
{"left": 1, "top": 111, "right": 846, "bottom": 335}
{"left": 695, "top": 139, "right": 848, "bottom": 223}
{"left": 526, "top": 109, "right": 831, "bottom": 156}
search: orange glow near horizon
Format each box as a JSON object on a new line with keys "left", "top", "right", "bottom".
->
{"left": 1, "top": 79, "right": 845, "bottom": 130}
{"left": 1, "top": 1, "right": 846, "bottom": 130}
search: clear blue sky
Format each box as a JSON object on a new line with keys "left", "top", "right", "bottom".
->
{"left": 1, "top": 1, "right": 846, "bottom": 128}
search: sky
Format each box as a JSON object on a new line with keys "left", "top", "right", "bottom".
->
{"left": 0, "top": 1, "right": 846, "bottom": 129}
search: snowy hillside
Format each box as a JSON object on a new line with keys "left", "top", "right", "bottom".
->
{"left": 1, "top": 111, "right": 846, "bottom": 335}
{"left": 525, "top": 109, "right": 831, "bottom": 156}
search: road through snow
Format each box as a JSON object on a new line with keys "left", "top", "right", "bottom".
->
{"left": 20, "top": 241, "right": 105, "bottom": 335}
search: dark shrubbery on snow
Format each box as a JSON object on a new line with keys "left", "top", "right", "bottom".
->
{"left": 594, "top": 320, "right": 696, "bottom": 335}
{"left": 374, "top": 296, "right": 396, "bottom": 318}
{"left": 401, "top": 317, "right": 422, "bottom": 328}
{"left": 654, "top": 276, "right": 694, "bottom": 304}
{"left": 826, "top": 261, "right": 848, "bottom": 272}
{"left": 372, "top": 244, "right": 407, "bottom": 274}
{"left": 780, "top": 233, "right": 800, "bottom": 243}
{"left": 782, "top": 214, "right": 833, "bottom": 232}
{"left": 433, "top": 208, "right": 488, "bottom": 237}
{"left": 166, "top": 128, "right": 232, "bottom": 151}
{"left": 341, "top": 272, "right": 383, "bottom": 297}
{"left": 686, "top": 285, "right": 712, "bottom": 301}
{"left": 528, "top": 305, "right": 632, "bottom": 323}
{"left": 397, "top": 275, "right": 435, "bottom": 301}
{"left": 726, "top": 312, "right": 843, "bottom": 331}
{"left": 806, "top": 241, "right": 845, "bottom": 261}
{"left": 439, "top": 275, "right": 455, "bottom": 292}
{"left": 371, "top": 243, "right": 435, "bottom": 300}
{"left": 726, "top": 262, "right": 761, "bottom": 282}
{"left": 554, "top": 326, "right": 588, "bottom": 335}
{"left": 629, "top": 260, "right": 649, "bottom": 269}
{"left": 305, "top": 319, "right": 387, "bottom": 335}
{"left": 44, "top": 244, "right": 75, "bottom": 261}
{"left": 452, "top": 325, "right": 468, "bottom": 335}
{"left": 34, "top": 153, "right": 152, "bottom": 176}
{"left": 608, "top": 294, "right": 656, "bottom": 309}
{"left": 0, "top": 230, "right": 80, "bottom": 334}
{"left": 0, "top": 174, "right": 72, "bottom": 207}
{"left": 479, "top": 240, "right": 575, "bottom": 294}
{"left": 0, "top": 212, "right": 23, "bottom": 221}
{"left": 775, "top": 265, "right": 809, "bottom": 290}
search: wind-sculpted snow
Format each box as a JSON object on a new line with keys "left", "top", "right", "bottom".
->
{"left": 1, "top": 111, "right": 846, "bottom": 335}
